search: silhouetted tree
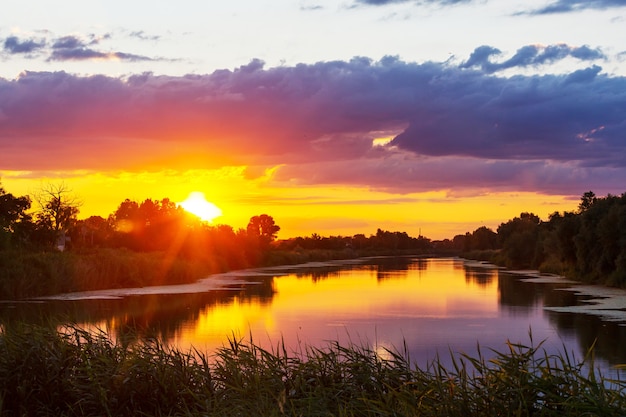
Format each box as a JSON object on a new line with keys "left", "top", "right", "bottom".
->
{"left": 110, "top": 197, "right": 194, "bottom": 251}
{"left": 465, "top": 226, "right": 498, "bottom": 251}
{"left": 497, "top": 212, "right": 541, "bottom": 268}
{"left": 578, "top": 191, "right": 597, "bottom": 212}
{"left": 33, "top": 183, "right": 81, "bottom": 248}
{"left": 0, "top": 183, "right": 32, "bottom": 249}
{"left": 247, "top": 214, "right": 280, "bottom": 246}
{"left": 70, "top": 216, "right": 115, "bottom": 248}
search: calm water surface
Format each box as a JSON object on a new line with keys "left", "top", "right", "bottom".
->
{"left": 2, "top": 257, "right": 625, "bottom": 373}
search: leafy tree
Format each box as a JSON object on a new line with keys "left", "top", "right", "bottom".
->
{"left": 110, "top": 198, "right": 193, "bottom": 251}
{"left": 490, "top": 191, "right": 626, "bottom": 287}
{"left": 578, "top": 191, "right": 597, "bottom": 212}
{"left": 0, "top": 183, "right": 32, "bottom": 249}
{"left": 247, "top": 214, "right": 280, "bottom": 245}
{"left": 70, "top": 216, "right": 115, "bottom": 248}
{"left": 497, "top": 213, "right": 541, "bottom": 268}
{"left": 539, "top": 211, "right": 580, "bottom": 274}
{"left": 465, "top": 226, "right": 498, "bottom": 251}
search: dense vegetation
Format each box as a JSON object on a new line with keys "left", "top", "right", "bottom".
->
{"left": 453, "top": 191, "right": 626, "bottom": 288}
{"left": 2, "top": 181, "right": 626, "bottom": 298}
{"left": 3, "top": 184, "right": 626, "bottom": 415}
{"left": 0, "top": 323, "right": 624, "bottom": 417}
{"left": 0, "top": 182, "right": 432, "bottom": 299}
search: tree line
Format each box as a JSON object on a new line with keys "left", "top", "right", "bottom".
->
{"left": 2, "top": 181, "right": 626, "bottom": 287}
{"left": 0, "top": 182, "right": 430, "bottom": 258}
{"left": 448, "top": 191, "right": 626, "bottom": 287}
{"left": 0, "top": 182, "right": 282, "bottom": 270}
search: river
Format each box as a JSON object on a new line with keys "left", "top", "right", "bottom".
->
{"left": 2, "top": 256, "right": 625, "bottom": 375}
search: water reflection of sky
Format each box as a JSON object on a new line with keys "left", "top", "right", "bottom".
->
{"left": 3, "top": 257, "right": 625, "bottom": 376}
{"left": 168, "top": 258, "right": 611, "bottom": 372}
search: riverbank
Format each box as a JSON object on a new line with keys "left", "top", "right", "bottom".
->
{"left": 0, "top": 248, "right": 215, "bottom": 300}
{"left": 0, "top": 323, "right": 624, "bottom": 417}
{"left": 0, "top": 246, "right": 432, "bottom": 300}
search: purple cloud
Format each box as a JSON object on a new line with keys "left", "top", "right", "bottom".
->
{"left": 48, "top": 34, "right": 153, "bottom": 62}
{"left": 49, "top": 48, "right": 152, "bottom": 62}
{"left": 0, "top": 33, "right": 155, "bottom": 62}
{"left": 3, "top": 36, "right": 45, "bottom": 54}
{"left": 461, "top": 44, "right": 605, "bottom": 73}
{"left": 52, "top": 35, "right": 86, "bottom": 50}
{"left": 0, "top": 49, "right": 624, "bottom": 197}
{"left": 525, "top": 0, "right": 626, "bottom": 14}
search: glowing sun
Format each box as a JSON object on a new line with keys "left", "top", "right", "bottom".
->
{"left": 179, "top": 192, "right": 223, "bottom": 222}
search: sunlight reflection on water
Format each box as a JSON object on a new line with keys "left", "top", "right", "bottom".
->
{"left": 4, "top": 257, "right": 626, "bottom": 377}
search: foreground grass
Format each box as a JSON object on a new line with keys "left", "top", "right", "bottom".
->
{"left": 0, "top": 324, "right": 624, "bottom": 416}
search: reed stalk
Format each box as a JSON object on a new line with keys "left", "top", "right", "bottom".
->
{"left": 0, "top": 323, "right": 624, "bottom": 416}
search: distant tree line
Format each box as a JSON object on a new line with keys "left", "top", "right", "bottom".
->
{"left": 1, "top": 181, "right": 432, "bottom": 266}
{"left": 275, "top": 229, "right": 431, "bottom": 254}
{"left": 0, "top": 182, "right": 282, "bottom": 271}
{"left": 447, "top": 191, "right": 626, "bottom": 287}
{"left": 3, "top": 181, "right": 626, "bottom": 288}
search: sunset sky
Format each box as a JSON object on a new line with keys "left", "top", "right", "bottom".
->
{"left": 1, "top": 0, "right": 625, "bottom": 240}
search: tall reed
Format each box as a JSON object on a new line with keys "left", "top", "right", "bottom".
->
{"left": 0, "top": 323, "right": 624, "bottom": 416}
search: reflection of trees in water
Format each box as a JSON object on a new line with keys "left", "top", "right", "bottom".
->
{"left": 498, "top": 273, "right": 542, "bottom": 311}
{"left": 0, "top": 276, "right": 276, "bottom": 344}
{"left": 293, "top": 256, "right": 427, "bottom": 282}
{"left": 498, "top": 273, "right": 626, "bottom": 365}
{"left": 463, "top": 266, "right": 496, "bottom": 287}
{"left": 375, "top": 256, "right": 417, "bottom": 272}
{"left": 291, "top": 257, "right": 426, "bottom": 283}
{"left": 306, "top": 269, "right": 343, "bottom": 283}
{"left": 375, "top": 256, "right": 425, "bottom": 281}
{"left": 498, "top": 273, "right": 580, "bottom": 311}
{"left": 546, "top": 310, "right": 626, "bottom": 365}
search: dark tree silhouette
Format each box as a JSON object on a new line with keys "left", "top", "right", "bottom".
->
{"left": 247, "top": 214, "right": 280, "bottom": 245}
{"left": 34, "top": 183, "right": 80, "bottom": 234}
{"left": 0, "top": 183, "right": 32, "bottom": 249}
{"left": 0, "top": 184, "right": 31, "bottom": 233}
{"left": 70, "top": 216, "right": 115, "bottom": 248}
{"left": 497, "top": 212, "right": 541, "bottom": 268}
{"left": 579, "top": 191, "right": 597, "bottom": 212}
{"left": 33, "top": 183, "right": 81, "bottom": 249}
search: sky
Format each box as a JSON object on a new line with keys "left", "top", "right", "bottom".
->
{"left": 1, "top": 0, "right": 625, "bottom": 240}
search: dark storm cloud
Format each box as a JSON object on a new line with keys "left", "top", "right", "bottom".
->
{"left": 3, "top": 36, "right": 46, "bottom": 54}
{"left": 525, "top": 0, "right": 626, "bottom": 15}
{"left": 0, "top": 49, "right": 624, "bottom": 195}
{"left": 461, "top": 44, "right": 605, "bottom": 73}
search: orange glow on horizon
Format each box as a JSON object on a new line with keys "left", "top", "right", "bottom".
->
{"left": 0, "top": 168, "right": 580, "bottom": 241}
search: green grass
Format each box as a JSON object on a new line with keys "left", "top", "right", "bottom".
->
{"left": 0, "top": 324, "right": 624, "bottom": 416}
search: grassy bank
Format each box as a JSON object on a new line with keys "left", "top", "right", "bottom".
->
{"left": 0, "top": 247, "right": 429, "bottom": 300}
{"left": 0, "top": 248, "right": 215, "bottom": 299}
{"left": 0, "top": 324, "right": 624, "bottom": 416}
